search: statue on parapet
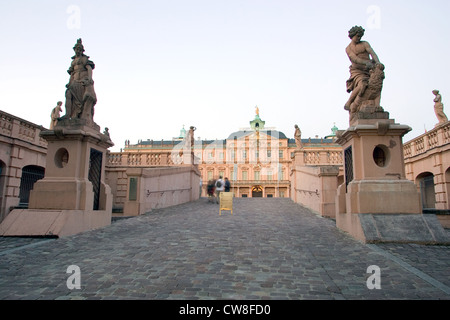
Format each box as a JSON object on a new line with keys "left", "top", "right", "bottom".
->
{"left": 433, "top": 90, "right": 448, "bottom": 126}
{"left": 50, "top": 101, "right": 63, "bottom": 129}
{"left": 188, "top": 126, "right": 196, "bottom": 148}
{"left": 344, "top": 26, "right": 385, "bottom": 121}
{"left": 294, "top": 124, "right": 303, "bottom": 150}
{"left": 61, "top": 38, "right": 97, "bottom": 126}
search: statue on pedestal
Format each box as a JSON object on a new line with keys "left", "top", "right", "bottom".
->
{"left": 50, "top": 101, "right": 63, "bottom": 129}
{"left": 344, "top": 26, "right": 385, "bottom": 121}
{"left": 433, "top": 90, "right": 448, "bottom": 125}
{"left": 62, "top": 38, "right": 97, "bottom": 126}
{"left": 188, "top": 126, "right": 196, "bottom": 148}
{"left": 294, "top": 124, "right": 303, "bottom": 150}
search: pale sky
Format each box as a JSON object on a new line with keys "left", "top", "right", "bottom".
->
{"left": 1, "top": 0, "right": 449, "bottom": 152}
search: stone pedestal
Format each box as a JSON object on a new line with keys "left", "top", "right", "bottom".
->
{"left": 0, "top": 119, "right": 114, "bottom": 237}
{"left": 335, "top": 112, "right": 450, "bottom": 244}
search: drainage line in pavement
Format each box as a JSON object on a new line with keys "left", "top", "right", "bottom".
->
{"left": 0, "top": 239, "right": 55, "bottom": 256}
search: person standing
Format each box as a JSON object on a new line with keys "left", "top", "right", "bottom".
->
{"left": 224, "top": 177, "right": 231, "bottom": 192}
{"left": 215, "top": 176, "right": 225, "bottom": 204}
{"left": 207, "top": 180, "right": 216, "bottom": 203}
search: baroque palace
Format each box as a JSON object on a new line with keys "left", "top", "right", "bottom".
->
{"left": 114, "top": 110, "right": 342, "bottom": 199}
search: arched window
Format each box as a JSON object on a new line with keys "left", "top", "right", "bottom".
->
{"left": 416, "top": 172, "right": 435, "bottom": 209}
{"left": 19, "top": 165, "right": 45, "bottom": 206}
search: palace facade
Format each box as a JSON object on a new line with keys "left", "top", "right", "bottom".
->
{"left": 119, "top": 112, "right": 343, "bottom": 199}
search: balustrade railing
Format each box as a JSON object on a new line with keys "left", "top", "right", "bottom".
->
{"left": 0, "top": 110, "right": 47, "bottom": 147}
{"left": 404, "top": 122, "right": 450, "bottom": 159}
{"left": 107, "top": 151, "right": 173, "bottom": 167}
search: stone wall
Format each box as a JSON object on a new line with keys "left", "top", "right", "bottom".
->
{"left": 290, "top": 150, "right": 342, "bottom": 218}
{"left": 105, "top": 165, "right": 201, "bottom": 216}
{"left": 0, "top": 111, "right": 47, "bottom": 222}
{"left": 404, "top": 121, "right": 450, "bottom": 210}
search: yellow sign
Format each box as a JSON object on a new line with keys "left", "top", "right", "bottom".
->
{"left": 219, "top": 192, "right": 234, "bottom": 215}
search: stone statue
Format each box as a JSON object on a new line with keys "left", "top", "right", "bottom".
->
{"left": 50, "top": 101, "right": 63, "bottom": 129}
{"left": 103, "top": 127, "right": 110, "bottom": 137}
{"left": 63, "top": 38, "right": 97, "bottom": 125}
{"left": 294, "top": 124, "right": 303, "bottom": 150}
{"left": 188, "top": 126, "right": 196, "bottom": 148}
{"left": 344, "top": 26, "right": 384, "bottom": 119}
{"left": 433, "top": 90, "right": 448, "bottom": 125}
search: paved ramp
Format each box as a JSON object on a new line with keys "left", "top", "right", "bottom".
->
{"left": 0, "top": 198, "right": 449, "bottom": 300}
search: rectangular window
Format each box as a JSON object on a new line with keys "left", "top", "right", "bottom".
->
{"left": 242, "top": 171, "right": 248, "bottom": 181}
{"left": 129, "top": 177, "right": 137, "bottom": 201}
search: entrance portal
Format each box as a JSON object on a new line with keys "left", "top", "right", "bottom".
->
{"left": 252, "top": 185, "right": 263, "bottom": 198}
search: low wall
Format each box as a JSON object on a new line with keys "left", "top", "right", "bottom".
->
{"left": 291, "top": 164, "right": 340, "bottom": 218}
{"left": 106, "top": 165, "right": 200, "bottom": 216}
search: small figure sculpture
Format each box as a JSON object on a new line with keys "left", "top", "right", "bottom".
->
{"left": 255, "top": 106, "right": 259, "bottom": 116}
{"left": 103, "top": 127, "right": 110, "bottom": 137}
{"left": 63, "top": 38, "right": 97, "bottom": 125}
{"left": 50, "top": 101, "right": 63, "bottom": 129}
{"left": 433, "top": 90, "right": 448, "bottom": 125}
{"left": 188, "top": 126, "right": 196, "bottom": 148}
{"left": 294, "top": 124, "right": 303, "bottom": 150}
{"left": 344, "top": 26, "right": 384, "bottom": 119}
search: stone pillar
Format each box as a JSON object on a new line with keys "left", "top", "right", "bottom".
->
{"left": 0, "top": 119, "right": 114, "bottom": 237}
{"left": 335, "top": 112, "right": 449, "bottom": 244}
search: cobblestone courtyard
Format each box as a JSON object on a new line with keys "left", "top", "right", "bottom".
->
{"left": 0, "top": 198, "right": 449, "bottom": 300}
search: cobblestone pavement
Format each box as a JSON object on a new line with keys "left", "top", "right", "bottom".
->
{"left": 0, "top": 198, "right": 449, "bottom": 300}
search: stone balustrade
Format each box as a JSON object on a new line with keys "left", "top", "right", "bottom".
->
{"left": 302, "top": 150, "right": 343, "bottom": 166}
{"left": 0, "top": 110, "right": 47, "bottom": 148}
{"left": 404, "top": 122, "right": 450, "bottom": 160}
{"left": 107, "top": 151, "right": 174, "bottom": 167}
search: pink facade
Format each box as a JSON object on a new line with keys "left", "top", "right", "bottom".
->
{"left": 403, "top": 121, "right": 450, "bottom": 227}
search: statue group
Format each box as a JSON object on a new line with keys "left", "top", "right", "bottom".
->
{"left": 344, "top": 26, "right": 385, "bottom": 122}
{"left": 54, "top": 38, "right": 98, "bottom": 128}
